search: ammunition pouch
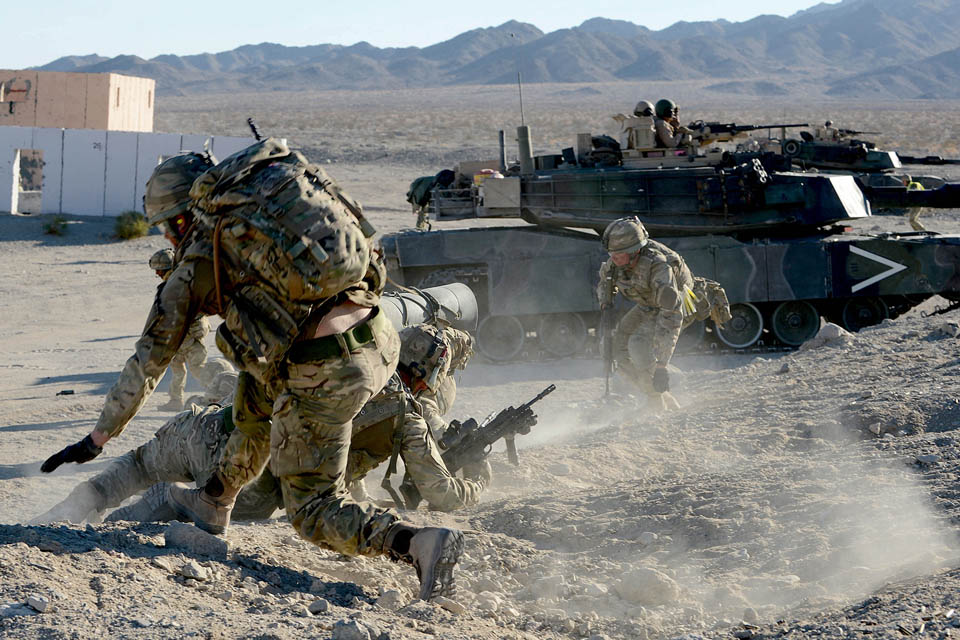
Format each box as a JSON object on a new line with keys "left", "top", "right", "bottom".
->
{"left": 215, "top": 285, "right": 305, "bottom": 383}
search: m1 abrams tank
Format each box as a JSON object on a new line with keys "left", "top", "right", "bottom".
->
{"left": 780, "top": 121, "right": 960, "bottom": 205}
{"left": 382, "top": 124, "right": 960, "bottom": 360}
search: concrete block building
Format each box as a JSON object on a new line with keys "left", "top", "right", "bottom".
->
{"left": 0, "top": 70, "right": 253, "bottom": 216}
{"left": 0, "top": 70, "right": 155, "bottom": 132}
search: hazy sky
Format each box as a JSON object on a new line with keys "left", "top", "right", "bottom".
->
{"left": 3, "top": 0, "right": 836, "bottom": 69}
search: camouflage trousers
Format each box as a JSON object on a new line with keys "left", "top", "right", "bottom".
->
{"left": 218, "top": 308, "right": 402, "bottom": 557}
{"left": 614, "top": 304, "right": 692, "bottom": 394}
{"left": 413, "top": 204, "right": 431, "bottom": 231}
{"left": 167, "top": 337, "right": 217, "bottom": 403}
{"left": 348, "top": 407, "right": 484, "bottom": 513}
{"left": 31, "top": 405, "right": 231, "bottom": 524}
{"left": 90, "top": 404, "right": 228, "bottom": 507}
{"left": 908, "top": 207, "right": 926, "bottom": 232}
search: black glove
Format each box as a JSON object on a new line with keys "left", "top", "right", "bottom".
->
{"left": 652, "top": 366, "right": 670, "bottom": 393}
{"left": 41, "top": 435, "right": 103, "bottom": 473}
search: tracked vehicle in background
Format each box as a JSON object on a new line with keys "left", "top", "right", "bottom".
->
{"left": 382, "top": 124, "right": 960, "bottom": 360}
{"left": 779, "top": 122, "right": 960, "bottom": 207}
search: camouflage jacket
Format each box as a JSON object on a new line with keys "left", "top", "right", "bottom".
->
{"left": 94, "top": 227, "right": 380, "bottom": 441}
{"left": 597, "top": 240, "right": 695, "bottom": 363}
{"left": 654, "top": 117, "right": 688, "bottom": 149}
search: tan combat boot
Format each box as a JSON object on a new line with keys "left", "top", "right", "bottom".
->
{"left": 166, "top": 475, "right": 240, "bottom": 535}
{"left": 105, "top": 482, "right": 177, "bottom": 523}
{"left": 385, "top": 523, "right": 465, "bottom": 601}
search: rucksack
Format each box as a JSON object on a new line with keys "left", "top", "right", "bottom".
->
{"left": 189, "top": 138, "right": 378, "bottom": 377}
{"left": 190, "top": 138, "right": 376, "bottom": 306}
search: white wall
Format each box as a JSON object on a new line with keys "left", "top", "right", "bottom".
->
{"left": 0, "top": 126, "right": 253, "bottom": 216}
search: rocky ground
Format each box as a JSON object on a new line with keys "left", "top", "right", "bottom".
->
{"left": 3, "top": 93, "right": 960, "bottom": 639}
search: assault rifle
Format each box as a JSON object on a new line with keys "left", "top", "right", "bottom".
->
{"left": 396, "top": 384, "right": 556, "bottom": 510}
{"left": 438, "top": 384, "right": 556, "bottom": 470}
{"left": 600, "top": 273, "right": 617, "bottom": 397}
{"left": 690, "top": 121, "right": 808, "bottom": 144}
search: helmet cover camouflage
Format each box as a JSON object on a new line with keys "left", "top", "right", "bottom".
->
{"left": 634, "top": 100, "right": 654, "bottom": 117}
{"left": 654, "top": 98, "right": 677, "bottom": 119}
{"left": 398, "top": 324, "right": 450, "bottom": 393}
{"left": 602, "top": 216, "right": 649, "bottom": 254}
{"left": 149, "top": 248, "right": 175, "bottom": 272}
{"left": 143, "top": 153, "right": 214, "bottom": 226}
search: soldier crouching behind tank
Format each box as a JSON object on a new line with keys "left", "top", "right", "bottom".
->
{"left": 39, "top": 141, "right": 464, "bottom": 601}
{"left": 598, "top": 217, "right": 731, "bottom": 411}
{"left": 31, "top": 324, "right": 489, "bottom": 524}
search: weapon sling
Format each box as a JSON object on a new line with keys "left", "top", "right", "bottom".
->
{"left": 380, "top": 393, "right": 408, "bottom": 509}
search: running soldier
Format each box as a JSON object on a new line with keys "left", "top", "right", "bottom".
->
{"left": 598, "top": 217, "right": 730, "bottom": 411}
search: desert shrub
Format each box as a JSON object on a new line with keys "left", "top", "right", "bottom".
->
{"left": 114, "top": 211, "right": 150, "bottom": 240}
{"left": 42, "top": 215, "right": 67, "bottom": 236}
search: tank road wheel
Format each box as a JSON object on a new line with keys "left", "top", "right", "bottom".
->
{"left": 537, "top": 313, "right": 588, "bottom": 358}
{"left": 715, "top": 303, "right": 764, "bottom": 349}
{"left": 477, "top": 315, "right": 525, "bottom": 361}
{"left": 771, "top": 301, "right": 821, "bottom": 346}
{"left": 841, "top": 297, "right": 889, "bottom": 332}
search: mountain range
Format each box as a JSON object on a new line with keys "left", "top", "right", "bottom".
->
{"left": 36, "top": 0, "right": 960, "bottom": 99}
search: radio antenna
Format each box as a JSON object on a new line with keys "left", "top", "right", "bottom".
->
{"left": 517, "top": 71, "right": 525, "bottom": 126}
{"left": 510, "top": 33, "right": 525, "bottom": 126}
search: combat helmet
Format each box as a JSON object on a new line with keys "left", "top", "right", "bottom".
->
{"left": 143, "top": 152, "right": 214, "bottom": 227}
{"left": 654, "top": 98, "right": 677, "bottom": 119}
{"left": 602, "top": 216, "right": 649, "bottom": 254}
{"left": 634, "top": 100, "right": 654, "bottom": 117}
{"left": 149, "top": 248, "right": 175, "bottom": 272}
{"left": 398, "top": 324, "right": 450, "bottom": 393}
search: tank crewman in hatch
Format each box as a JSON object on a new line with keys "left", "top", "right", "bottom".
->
{"left": 612, "top": 100, "right": 658, "bottom": 150}
{"left": 653, "top": 98, "right": 693, "bottom": 149}
{"left": 149, "top": 248, "right": 234, "bottom": 411}
{"left": 39, "top": 142, "right": 466, "bottom": 602}
{"left": 31, "top": 324, "right": 488, "bottom": 524}
{"left": 597, "top": 217, "right": 731, "bottom": 411}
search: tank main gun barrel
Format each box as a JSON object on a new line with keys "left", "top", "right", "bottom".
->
{"left": 898, "top": 154, "right": 960, "bottom": 166}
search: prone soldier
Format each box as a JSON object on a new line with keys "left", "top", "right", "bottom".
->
{"left": 31, "top": 324, "right": 489, "bottom": 524}
{"left": 40, "top": 140, "right": 465, "bottom": 601}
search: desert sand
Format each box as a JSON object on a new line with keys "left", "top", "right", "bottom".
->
{"left": 2, "top": 85, "right": 960, "bottom": 639}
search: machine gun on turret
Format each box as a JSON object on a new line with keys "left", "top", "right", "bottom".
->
{"left": 689, "top": 121, "right": 809, "bottom": 145}
{"left": 836, "top": 128, "right": 880, "bottom": 137}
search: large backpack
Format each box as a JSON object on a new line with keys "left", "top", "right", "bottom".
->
{"left": 190, "top": 138, "right": 376, "bottom": 305}
{"left": 189, "top": 138, "right": 377, "bottom": 377}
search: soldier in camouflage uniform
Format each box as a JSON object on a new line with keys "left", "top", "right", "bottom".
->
{"left": 32, "top": 325, "right": 487, "bottom": 524}
{"left": 41, "top": 142, "right": 465, "bottom": 601}
{"left": 417, "top": 326, "right": 473, "bottom": 439}
{"left": 598, "top": 217, "right": 728, "bottom": 411}
{"left": 149, "top": 248, "right": 232, "bottom": 411}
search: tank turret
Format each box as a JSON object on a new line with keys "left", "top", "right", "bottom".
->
{"left": 384, "top": 124, "right": 960, "bottom": 359}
